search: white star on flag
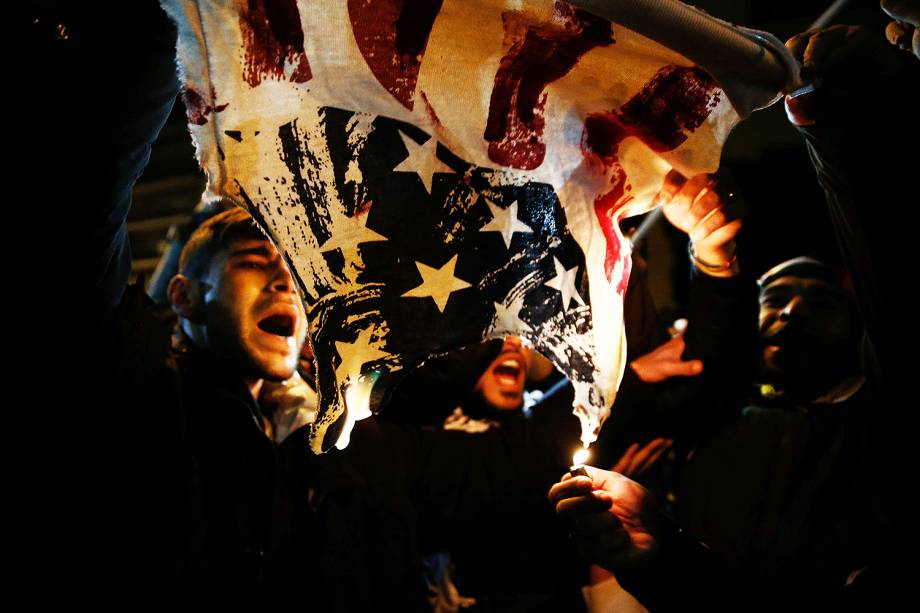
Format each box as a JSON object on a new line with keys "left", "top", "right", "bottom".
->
{"left": 393, "top": 130, "right": 453, "bottom": 194}
{"left": 401, "top": 254, "right": 471, "bottom": 313}
{"left": 333, "top": 326, "right": 389, "bottom": 449}
{"left": 320, "top": 211, "right": 388, "bottom": 254}
{"left": 545, "top": 256, "right": 585, "bottom": 312}
{"left": 334, "top": 326, "right": 389, "bottom": 388}
{"left": 480, "top": 199, "right": 533, "bottom": 249}
{"left": 165, "top": 0, "right": 798, "bottom": 454}
{"left": 490, "top": 297, "right": 533, "bottom": 335}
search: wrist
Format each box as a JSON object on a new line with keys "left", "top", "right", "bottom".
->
{"left": 694, "top": 239, "right": 735, "bottom": 265}
{"left": 689, "top": 241, "right": 739, "bottom": 277}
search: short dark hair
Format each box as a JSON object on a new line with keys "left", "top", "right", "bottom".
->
{"left": 178, "top": 207, "right": 267, "bottom": 279}
{"left": 757, "top": 256, "right": 837, "bottom": 289}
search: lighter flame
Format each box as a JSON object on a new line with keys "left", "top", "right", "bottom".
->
{"left": 572, "top": 448, "right": 590, "bottom": 467}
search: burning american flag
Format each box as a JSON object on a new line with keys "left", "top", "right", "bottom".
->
{"left": 160, "top": 0, "right": 796, "bottom": 452}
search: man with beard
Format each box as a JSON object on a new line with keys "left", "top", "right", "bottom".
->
{"left": 675, "top": 258, "right": 880, "bottom": 591}
{"left": 754, "top": 257, "right": 863, "bottom": 404}
{"left": 550, "top": 257, "right": 894, "bottom": 611}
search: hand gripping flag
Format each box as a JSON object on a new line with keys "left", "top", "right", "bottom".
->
{"left": 161, "top": 0, "right": 796, "bottom": 453}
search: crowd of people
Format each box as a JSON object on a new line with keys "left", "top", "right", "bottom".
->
{"left": 37, "top": 0, "right": 918, "bottom": 608}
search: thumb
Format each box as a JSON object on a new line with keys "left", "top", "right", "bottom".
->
{"left": 662, "top": 358, "right": 703, "bottom": 378}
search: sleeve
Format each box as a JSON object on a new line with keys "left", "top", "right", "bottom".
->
{"left": 682, "top": 267, "right": 759, "bottom": 402}
{"left": 791, "top": 48, "right": 920, "bottom": 391}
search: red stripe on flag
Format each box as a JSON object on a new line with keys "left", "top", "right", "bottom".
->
{"left": 485, "top": 2, "right": 613, "bottom": 170}
{"left": 583, "top": 65, "right": 721, "bottom": 283}
{"left": 349, "top": 0, "right": 443, "bottom": 110}
{"left": 240, "top": 0, "right": 312, "bottom": 87}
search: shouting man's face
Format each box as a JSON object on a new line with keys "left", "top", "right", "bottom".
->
{"left": 196, "top": 238, "right": 308, "bottom": 382}
{"left": 474, "top": 336, "right": 532, "bottom": 412}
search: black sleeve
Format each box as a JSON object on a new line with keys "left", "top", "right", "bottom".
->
{"left": 792, "top": 47, "right": 920, "bottom": 393}
{"left": 616, "top": 511, "right": 898, "bottom": 613}
{"left": 400, "top": 401, "right": 589, "bottom": 599}
{"left": 682, "top": 268, "right": 759, "bottom": 403}
{"left": 36, "top": 2, "right": 181, "bottom": 319}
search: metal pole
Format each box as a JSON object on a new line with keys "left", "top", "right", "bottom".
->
{"left": 810, "top": 0, "right": 851, "bottom": 30}
{"left": 627, "top": 0, "right": 852, "bottom": 249}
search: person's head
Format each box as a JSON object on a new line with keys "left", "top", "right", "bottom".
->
{"left": 167, "top": 208, "right": 307, "bottom": 382}
{"left": 473, "top": 336, "right": 532, "bottom": 412}
{"left": 757, "top": 257, "right": 860, "bottom": 400}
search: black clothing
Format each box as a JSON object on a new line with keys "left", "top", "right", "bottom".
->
{"left": 593, "top": 268, "right": 759, "bottom": 474}
{"left": 281, "top": 421, "right": 430, "bottom": 611}
{"left": 678, "top": 393, "right": 883, "bottom": 586}
{"left": 615, "top": 390, "right": 898, "bottom": 613}
{"left": 174, "top": 350, "right": 290, "bottom": 586}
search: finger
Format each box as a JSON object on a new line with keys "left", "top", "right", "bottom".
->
{"left": 601, "top": 474, "right": 652, "bottom": 516}
{"left": 802, "top": 25, "right": 852, "bottom": 72}
{"left": 687, "top": 186, "right": 722, "bottom": 226}
{"left": 785, "top": 30, "right": 815, "bottom": 62}
{"left": 578, "top": 465, "right": 630, "bottom": 498}
{"left": 657, "top": 169, "right": 687, "bottom": 204}
{"left": 645, "top": 357, "right": 703, "bottom": 383}
{"left": 691, "top": 213, "right": 742, "bottom": 248}
{"left": 632, "top": 439, "right": 673, "bottom": 475}
{"left": 886, "top": 20, "right": 912, "bottom": 47}
{"left": 670, "top": 359, "right": 703, "bottom": 378}
{"left": 631, "top": 438, "right": 670, "bottom": 466}
{"left": 612, "top": 443, "right": 640, "bottom": 474}
{"left": 627, "top": 438, "right": 669, "bottom": 476}
{"left": 689, "top": 193, "right": 745, "bottom": 245}
{"left": 689, "top": 205, "right": 729, "bottom": 245}
{"left": 642, "top": 441, "right": 672, "bottom": 471}
{"left": 548, "top": 476, "right": 594, "bottom": 504}
{"left": 555, "top": 492, "right": 613, "bottom": 518}
{"left": 885, "top": 19, "right": 919, "bottom": 55}
{"left": 671, "top": 173, "right": 713, "bottom": 212}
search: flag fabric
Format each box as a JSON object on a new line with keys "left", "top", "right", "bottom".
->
{"left": 161, "top": 0, "right": 793, "bottom": 453}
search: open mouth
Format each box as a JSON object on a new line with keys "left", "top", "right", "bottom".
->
{"left": 258, "top": 313, "right": 295, "bottom": 337}
{"left": 493, "top": 358, "right": 523, "bottom": 386}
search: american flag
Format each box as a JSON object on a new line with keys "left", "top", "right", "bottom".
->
{"left": 162, "top": 0, "right": 793, "bottom": 453}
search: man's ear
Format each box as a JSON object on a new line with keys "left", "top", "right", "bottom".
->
{"left": 167, "top": 274, "right": 204, "bottom": 322}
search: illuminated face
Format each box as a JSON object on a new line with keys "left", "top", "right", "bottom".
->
{"left": 758, "top": 275, "right": 854, "bottom": 384}
{"left": 199, "top": 238, "right": 308, "bottom": 382}
{"left": 474, "top": 336, "right": 532, "bottom": 412}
